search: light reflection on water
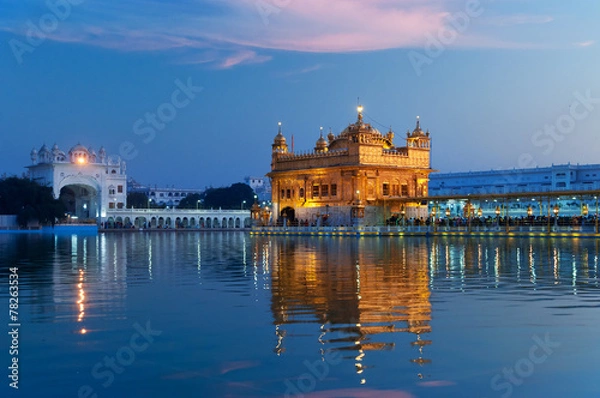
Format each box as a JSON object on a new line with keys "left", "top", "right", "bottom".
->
{"left": 1, "top": 233, "right": 600, "bottom": 397}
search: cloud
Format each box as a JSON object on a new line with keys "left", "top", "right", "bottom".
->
{"left": 207, "top": 0, "right": 450, "bottom": 52}
{"left": 218, "top": 50, "right": 272, "bottom": 69}
{"left": 574, "top": 40, "right": 595, "bottom": 47}
{"left": 0, "top": 0, "right": 561, "bottom": 67}
{"left": 484, "top": 14, "right": 554, "bottom": 27}
{"left": 277, "top": 64, "right": 324, "bottom": 79}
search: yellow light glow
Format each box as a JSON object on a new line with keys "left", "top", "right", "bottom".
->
{"left": 77, "top": 157, "right": 86, "bottom": 164}
{"left": 357, "top": 105, "right": 363, "bottom": 113}
{"left": 80, "top": 328, "right": 87, "bottom": 334}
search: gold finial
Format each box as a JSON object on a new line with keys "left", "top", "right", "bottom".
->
{"left": 357, "top": 105, "right": 364, "bottom": 123}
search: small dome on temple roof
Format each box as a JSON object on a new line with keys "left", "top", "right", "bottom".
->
{"left": 69, "top": 143, "right": 90, "bottom": 154}
{"left": 327, "top": 129, "right": 335, "bottom": 142}
{"left": 409, "top": 116, "right": 428, "bottom": 138}
{"left": 315, "top": 127, "right": 328, "bottom": 153}
{"left": 315, "top": 134, "right": 327, "bottom": 149}
{"left": 273, "top": 122, "right": 287, "bottom": 145}
{"left": 274, "top": 132, "right": 286, "bottom": 145}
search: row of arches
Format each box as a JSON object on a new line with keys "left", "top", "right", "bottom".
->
{"left": 104, "top": 216, "right": 251, "bottom": 229}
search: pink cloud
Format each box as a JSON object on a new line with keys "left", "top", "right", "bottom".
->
{"left": 1, "top": 0, "right": 561, "bottom": 67}
{"left": 204, "top": 0, "right": 450, "bottom": 52}
{"left": 218, "top": 50, "right": 272, "bottom": 69}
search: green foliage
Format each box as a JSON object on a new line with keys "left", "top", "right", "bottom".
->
{"left": 0, "top": 176, "right": 66, "bottom": 227}
{"left": 201, "top": 183, "right": 255, "bottom": 210}
{"left": 177, "top": 193, "right": 203, "bottom": 209}
{"left": 127, "top": 192, "right": 149, "bottom": 208}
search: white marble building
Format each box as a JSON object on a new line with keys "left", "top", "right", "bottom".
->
{"left": 244, "top": 176, "right": 271, "bottom": 202}
{"left": 27, "top": 143, "right": 127, "bottom": 221}
{"left": 429, "top": 163, "right": 600, "bottom": 196}
{"left": 428, "top": 163, "right": 600, "bottom": 218}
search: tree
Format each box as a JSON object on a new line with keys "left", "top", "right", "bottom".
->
{"left": 201, "top": 183, "right": 255, "bottom": 210}
{"left": 0, "top": 176, "right": 66, "bottom": 227}
{"left": 177, "top": 193, "right": 203, "bottom": 209}
{"left": 126, "top": 192, "right": 149, "bottom": 208}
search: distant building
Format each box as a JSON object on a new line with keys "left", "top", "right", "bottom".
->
{"left": 128, "top": 180, "right": 203, "bottom": 207}
{"left": 27, "top": 143, "right": 127, "bottom": 220}
{"left": 429, "top": 163, "right": 600, "bottom": 196}
{"left": 244, "top": 176, "right": 271, "bottom": 202}
{"left": 267, "top": 106, "right": 434, "bottom": 226}
{"left": 427, "top": 163, "right": 600, "bottom": 218}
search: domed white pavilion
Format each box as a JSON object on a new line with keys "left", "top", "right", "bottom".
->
{"left": 27, "top": 143, "right": 127, "bottom": 221}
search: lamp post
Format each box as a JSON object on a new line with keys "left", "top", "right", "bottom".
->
{"left": 196, "top": 200, "right": 200, "bottom": 210}
{"left": 265, "top": 206, "right": 270, "bottom": 226}
{"left": 553, "top": 204, "right": 559, "bottom": 230}
{"left": 582, "top": 203, "right": 588, "bottom": 230}
{"left": 431, "top": 207, "right": 437, "bottom": 233}
{"left": 495, "top": 206, "right": 501, "bottom": 229}
{"left": 594, "top": 196, "right": 598, "bottom": 234}
{"left": 445, "top": 207, "right": 450, "bottom": 229}
{"left": 401, "top": 206, "right": 406, "bottom": 227}
{"left": 241, "top": 200, "right": 246, "bottom": 210}
{"left": 465, "top": 201, "right": 472, "bottom": 234}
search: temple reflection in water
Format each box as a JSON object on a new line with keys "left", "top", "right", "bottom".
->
{"left": 250, "top": 235, "right": 600, "bottom": 381}
{"left": 252, "top": 236, "right": 433, "bottom": 376}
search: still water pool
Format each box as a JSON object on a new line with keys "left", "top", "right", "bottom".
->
{"left": 1, "top": 232, "right": 599, "bottom": 397}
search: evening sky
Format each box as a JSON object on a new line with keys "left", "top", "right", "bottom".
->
{"left": 1, "top": 0, "right": 599, "bottom": 189}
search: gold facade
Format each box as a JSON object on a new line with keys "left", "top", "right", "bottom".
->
{"left": 267, "top": 107, "right": 434, "bottom": 226}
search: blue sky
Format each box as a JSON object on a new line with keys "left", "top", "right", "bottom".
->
{"left": 1, "top": 0, "right": 599, "bottom": 189}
